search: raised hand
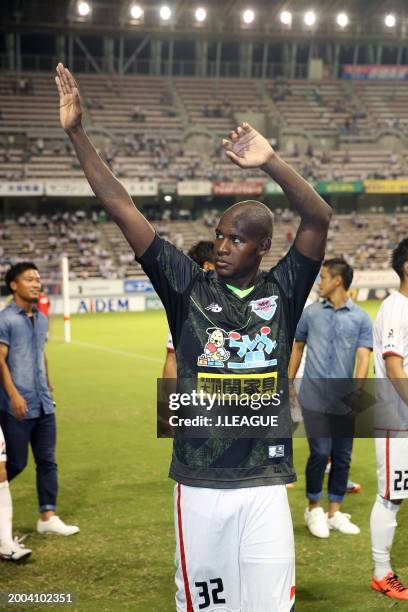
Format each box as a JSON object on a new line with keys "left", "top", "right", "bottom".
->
{"left": 222, "top": 122, "right": 275, "bottom": 169}
{"left": 55, "top": 63, "right": 82, "bottom": 133}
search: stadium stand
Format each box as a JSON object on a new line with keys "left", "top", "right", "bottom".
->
{"left": 1, "top": 69, "right": 408, "bottom": 282}
{"left": 0, "top": 211, "right": 406, "bottom": 281}
{"left": 1, "top": 71, "right": 408, "bottom": 183}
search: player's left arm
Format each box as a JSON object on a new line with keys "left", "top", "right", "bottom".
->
{"left": 44, "top": 353, "right": 54, "bottom": 393}
{"left": 222, "top": 122, "right": 332, "bottom": 261}
{"left": 354, "top": 312, "right": 373, "bottom": 386}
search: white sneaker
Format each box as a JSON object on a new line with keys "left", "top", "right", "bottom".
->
{"left": 327, "top": 511, "right": 360, "bottom": 535}
{"left": 37, "top": 515, "right": 79, "bottom": 536}
{"left": 0, "top": 537, "right": 32, "bottom": 561}
{"left": 304, "top": 507, "right": 330, "bottom": 538}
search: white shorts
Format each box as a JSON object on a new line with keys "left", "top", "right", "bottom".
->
{"left": 0, "top": 424, "right": 6, "bottom": 463}
{"left": 376, "top": 435, "right": 408, "bottom": 501}
{"left": 174, "top": 483, "right": 295, "bottom": 612}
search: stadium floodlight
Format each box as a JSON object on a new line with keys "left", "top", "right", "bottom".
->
{"left": 77, "top": 1, "right": 91, "bottom": 16}
{"left": 385, "top": 13, "right": 396, "bottom": 28}
{"left": 304, "top": 10, "right": 316, "bottom": 26}
{"left": 280, "top": 10, "right": 292, "bottom": 25}
{"left": 336, "top": 12, "right": 348, "bottom": 28}
{"left": 130, "top": 4, "right": 143, "bottom": 20}
{"left": 195, "top": 7, "right": 207, "bottom": 22}
{"left": 160, "top": 5, "right": 172, "bottom": 20}
{"left": 242, "top": 8, "right": 255, "bottom": 24}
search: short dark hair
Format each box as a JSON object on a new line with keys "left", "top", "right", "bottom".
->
{"left": 5, "top": 262, "right": 39, "bottom": 294}
{"left": 392, "top": 238, "right": 408, "bottom": 280}
{"left": 187, "top": 241, "right": 214, "bottom": 267}
{"left": 323, "top": 257, "right": 354, "bottom": 290}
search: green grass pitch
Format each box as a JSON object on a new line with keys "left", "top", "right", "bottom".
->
{"left": 2, "top": 301, "right": 407, "bottom": 611}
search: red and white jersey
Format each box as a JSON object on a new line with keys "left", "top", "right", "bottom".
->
{"left": 374, "top": 291, "right": 408, "bottom": 373}
{"left": 373, "top": 291, "right": 408, "bottom": 431}
{"left": 166, "top": 330, "right": 175, "bottom": 353}
{"left": 37, "top": 294, "right": 50, "bottom": 318}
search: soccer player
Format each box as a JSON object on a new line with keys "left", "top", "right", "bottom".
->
{"left": 0, "top": 262, "right": 79, "bottom": 537}
{"left": 56, "top": 62, "right": 331, "bottom": 610}
{"left": 162, "top": 241, "right": 215, "bottom": 380}
{"left": 0, "top": 424, "right": 32, "bottom": 560}
{"left": 370, "top": 239, "right": 408, "bottom": 600}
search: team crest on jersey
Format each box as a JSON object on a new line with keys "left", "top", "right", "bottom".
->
{"left": 197, "top": 328, "right": 230, "bottom": 367}
{"left": 249, "top": 296, "right": 278, "bottom": 321}
{"left": 227, "top": 326, "right": 277, "bottom": 369}
{"left": 205, "top": 303, "right": 222, "bottom": 313}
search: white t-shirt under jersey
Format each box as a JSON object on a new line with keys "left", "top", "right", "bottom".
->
{"left": 373, "top": 291, "right": 408, "bottom": 431}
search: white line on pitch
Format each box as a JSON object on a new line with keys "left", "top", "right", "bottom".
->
{"left": 52, "top": 337, "right": 163, "bottom": 364}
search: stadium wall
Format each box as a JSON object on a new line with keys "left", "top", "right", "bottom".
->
{"left": 1, "top": 271, "right": 397, "bottom": 315}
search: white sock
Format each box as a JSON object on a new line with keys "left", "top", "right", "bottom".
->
{"left": 0, "top": 480, "right": 13, "bottom": 548}
{"left": 370, "top": 494, "right": 400, "bottom": 580}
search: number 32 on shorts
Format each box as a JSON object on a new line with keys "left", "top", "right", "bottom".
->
{"left": 195, "top": 578, "right": 226, "bottom": 609}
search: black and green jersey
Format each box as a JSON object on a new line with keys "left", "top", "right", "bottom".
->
{"left": 138, "top": 234, "right": 320, "bottom": 489}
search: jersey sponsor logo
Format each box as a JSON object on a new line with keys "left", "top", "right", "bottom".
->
{"left": 249, "top": 295, "right": 278, "bottom": 321}
{"left": 227, "top": 326, "right": 277, "bottom": 370}
{"left": 198, "top": 328, "right": 230, "bottom": 367}
{"left": 197, "top": 326, "right": 278, "bottom": 369}
{"left": 205, "top": 302, "right": 222, "bottom": 313}
{"left": 268, "top": 444, "right": 285, "bottom": 458}
{"left": 388, "top": 329, "right": 394, "bottom": 338}
{"left": 197, "top": 371, "right": 278, "bottom": 397}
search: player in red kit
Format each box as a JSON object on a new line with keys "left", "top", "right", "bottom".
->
{"left": 37, "top": 292, "right": 50, "bottom": 318}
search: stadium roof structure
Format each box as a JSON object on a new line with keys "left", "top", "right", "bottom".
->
{"left": 1, "top": 0, "right": 408, "bottom": 42}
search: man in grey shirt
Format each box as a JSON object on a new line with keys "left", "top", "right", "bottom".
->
{"left": 289, "top": 257, "right": 372, "bottom": 538}
{"left": 0, "top": 262, "right": 79, "bottom": 538}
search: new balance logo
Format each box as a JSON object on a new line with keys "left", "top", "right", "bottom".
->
{"left": 205, "top": 303, "right": 222, "bottom": 312}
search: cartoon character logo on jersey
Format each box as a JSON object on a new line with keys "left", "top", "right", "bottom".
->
{"left": 227, "top": 326, "right": 277, "bottom": 370}
{"left": 197, "top": 328, "right": 230, "bottom": 367}
{"left": 249, "top": 296, "right": 279, "bottom": 321}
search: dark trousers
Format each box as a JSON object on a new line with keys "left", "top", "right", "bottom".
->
{"left": 0, "top": 410, "right": 58, "bottom": 513}
{"left": 303, "top": 410, "right": 355, "bottom": 504}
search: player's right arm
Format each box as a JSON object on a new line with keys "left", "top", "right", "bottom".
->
{"left": 0, "top": 344, "right": 28, "bottom": 420}
{"left": 384, "top": 355, "right": 408, "bottom": 408}
{"left": 55, "top": 63, "right": 154, "bottom": 258}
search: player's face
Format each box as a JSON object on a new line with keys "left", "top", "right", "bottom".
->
{"left": 11, "top": 269, "right": 42, "bottom": 303}
{"left": 318, "top": 266, "right": 340, "bottom": 298}
{"left": 214, "top": 216, "right": 267, "bottom": 282}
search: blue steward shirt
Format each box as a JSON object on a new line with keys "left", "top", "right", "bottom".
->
{"left": 295, "top": 298, "right": 373, "bottom": 413}
{"left": 0, "top": 301, "right": 54, "bottom": 419}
